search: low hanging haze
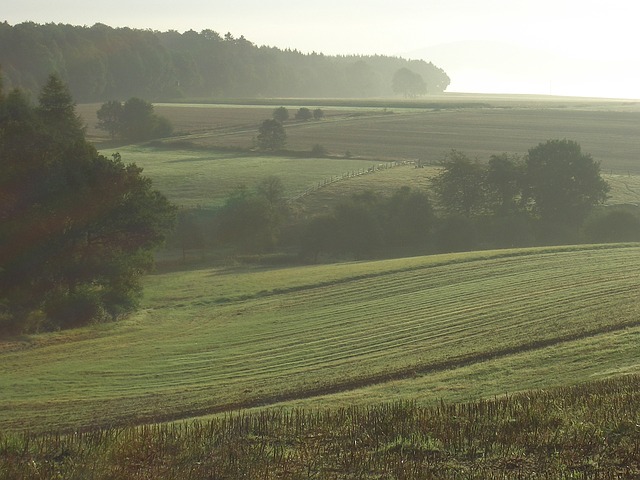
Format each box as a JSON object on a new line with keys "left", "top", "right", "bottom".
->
{"left": 6, "top": 0, "right": 640, "bottom": 99}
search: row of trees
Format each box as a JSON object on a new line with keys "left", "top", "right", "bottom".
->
{"left": 0, "top": 74, "right": 176, "bottom": 335}
{"left": 300, "top": 187, "right": 434, "bottom": 261}
{"left": 0, "top": 22, "right": 450, "bottom": 102}
{"left": 185, "top": 139, "right": 625, "bottom": 263}
{"left": 273, "top": 106, "right": 325, "bottom": 122}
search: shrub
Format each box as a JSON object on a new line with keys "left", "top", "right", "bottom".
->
{"left": 272, "top": 106, "right": 289, "bottom": 122}
{"left": 311, "top": 144, "right": 328, "bottom": 157}
{"left": 295, "top": 107, "right": 312, "bottom": 121}
{"left": 582, "top": 209, "right": 640, "bottom": 243}
{"left": 44, "top": 288, "right": 107, "bottom": 330}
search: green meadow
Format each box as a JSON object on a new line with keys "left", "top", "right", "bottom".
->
{"left": 2, "top": 245, "right": 639, "bottom": 433}
{"left": 98, "top": 145, "right": 379, "bottom": 208}
{"left": 95, "top": 144, "right": 640, "bottom": 214}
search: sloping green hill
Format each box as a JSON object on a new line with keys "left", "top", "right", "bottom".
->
{"left": 1, "top": 245, "right": 639, "bottom": 432}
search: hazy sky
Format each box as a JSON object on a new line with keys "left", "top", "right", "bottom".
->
{"left": 5, "top": 0, "right": 640, "bottom": 98}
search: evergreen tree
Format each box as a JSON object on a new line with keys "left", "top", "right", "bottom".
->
{"left": 0, "top": 75, "right": 176, "bottom": 335}
{"left": 37, "top": 73, "right": 85, "bottom": 145}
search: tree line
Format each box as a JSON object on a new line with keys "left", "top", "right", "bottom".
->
{"left": 0, "top": 22, "right": 450, "bottom": 102}
{"left": 0, "top": 73, "right": 176, "bottom": 336}
{"left": 178, "top": 138, "right": 637, "bottom": 263}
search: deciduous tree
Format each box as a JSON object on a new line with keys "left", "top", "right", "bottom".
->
{"left": 96, "top": 100, "right": 123, "bottom": 139}
{"left": 295, "top": 107, "right": 313, "bottom": 121}
{"left": 215, "top": 177, "right": 290, "bottom": 253}
{"left": 486, "top": 153, "right": 524, "bottom": 215}
{"left": 524, "top": 139, "right": 609, "bottom": 228}
{"left": 257, "top": 119, "right": 286, "bottom": 150}
{"left": 96, "top": 97, "right": 173, "bottom": 142}
{"left": 431, "top": 150, "right": 487, "bottom": 217}
{"left": 272, "top": 106, "right": 289, "bottom": 122}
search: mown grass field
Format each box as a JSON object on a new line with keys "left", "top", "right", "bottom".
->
{"left": 2, "top": 245, "right": 639, "bottom": 434}
{"left": 97, "top": 145, "right": 382, "bottom": 209}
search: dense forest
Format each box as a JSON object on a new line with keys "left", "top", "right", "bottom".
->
{"left": 0, "top": 22, "right": 450, "bottom": 102}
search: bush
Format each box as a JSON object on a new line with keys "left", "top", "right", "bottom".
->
{"left": 311, "top": 144, "right": 328, "bottom": 157}
{"left": 477, "top": 213, "right": 534, "bottom": 249}
{"left": 44, "top": 288, "right": 107, "bottom": 330}
{"left": 582, "top": 209, "right": 640, "bottom": 243}
{"left": 434, "top": 216, "right": 478, "bottom": 252}
{"left": 272, "top": 106, "right": 289, "bottom": 122}
{"left": 295, "top": 107, "right": 312, "bottom": 121}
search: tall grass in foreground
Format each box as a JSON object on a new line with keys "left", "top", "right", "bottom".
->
{"left": 2, "top": 374, "right": 638, "bottom": 479}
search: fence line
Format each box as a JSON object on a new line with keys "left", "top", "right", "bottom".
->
{"left": 289, "top": 161, "right": 413, "bottom": 202}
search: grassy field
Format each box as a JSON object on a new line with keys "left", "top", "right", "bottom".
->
{"left": 96, "top": 145, "right": 382, "bottom": 209}
{"left": 2, "top": 244, "right": 639, "bottom": 434}
{"left": 78, "top": 95, "right": 640, "bottom": 173}
{"left": 91, "top": 144, "right": 640, "bottom": 215}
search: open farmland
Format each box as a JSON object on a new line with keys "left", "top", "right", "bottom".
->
{"left": 6, "top": 97, "right": 637, "bottom": 477}
{"left": 76, "top": 95, "right": 640, "bottom": 214}
{"left": 86, "top": 144, "right": 640, "bottom": 215}
{"left": 1, "top": 245, "right": 639, "bottom": 433}
{"left": 78, "top": 95, "right": 640, "bottom": 174}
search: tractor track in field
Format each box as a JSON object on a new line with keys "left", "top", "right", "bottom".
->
{"left": 95, "top": 317, "right": 640, "bottom": 432}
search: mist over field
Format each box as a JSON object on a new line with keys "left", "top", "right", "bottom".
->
{"left": 407, "top": 40, "right": 640, "bottom": 99}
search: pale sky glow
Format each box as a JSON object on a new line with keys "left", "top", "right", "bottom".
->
{"left": 4, "top": 0, "right": 640, "bottom": 98}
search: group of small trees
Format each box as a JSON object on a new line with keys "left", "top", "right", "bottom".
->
{"left": 0, "top": 74, "right": 176, "bottom": 335}
{"left": 430, "top": 140, "right": 614, "bottom": 248}
{"left": 96, "top": 97, "right": 173, "bottom": 142}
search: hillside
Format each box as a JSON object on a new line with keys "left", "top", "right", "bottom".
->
{"left": 1, "top": 244, "right": 639, "bottom": 433}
